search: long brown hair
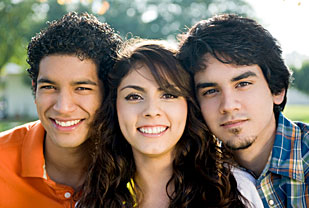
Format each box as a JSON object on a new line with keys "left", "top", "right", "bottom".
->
{"left": 78, "top": 39, "right": 247, "bottom": 207}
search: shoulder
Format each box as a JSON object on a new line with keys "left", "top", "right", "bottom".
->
{"left": 232, "top": 167, "right": 264, "bottom": 208}
{"left": 294, "top": 121, "right": 309, "bottom": 153}
{"left": 276, "top": 114, "right": 309, "bottom": 155}
{"left": 294, "top": 121, "right": 309, "bottom": 175}
{"left": 278, "top": 113, "right": 308, "bottom": 139}
{"left": 0, "top": 121, "right": 43, "bottom": 146}
{"left": 287, "top": 119, "right": 309, "bottom": 159}
{"left": 0, "top": 121, "right": 44, "bottom": 175}
{"left": 294, "top": 120, "right": 309, "bottom": 141}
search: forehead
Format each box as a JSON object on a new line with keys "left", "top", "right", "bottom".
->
{"left": 120, "top": 65, "right": 157, "bottom": 86}
{"left": 38, "top": 55, "right": 99, "bottom": 81}
{"left": 122, "top": 62, "right": 177, "bottom": 86}
{"left": 195, "top": 54, "right": 264, "bottom": 83}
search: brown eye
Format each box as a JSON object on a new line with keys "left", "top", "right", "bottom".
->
{"left": 203, "top": 88, "right": 218, "bottom": 96}
{"left": 162, "top": 93, "right": 178, "bottom": 99}
{"left": 40, "top": 85, "right": 56, "bottom": 90}
{"left": 236, "top": 82, "right": 252, "bottom": 88}
{"left": 125, "top": 93, "right": 143, "bottom": 101}
{"left": 76, "top": 87, "right": 92, "bottom": 91}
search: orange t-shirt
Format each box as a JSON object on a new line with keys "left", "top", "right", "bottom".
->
{"left": 0, "top": 121, "right": 78, "bottom": 208}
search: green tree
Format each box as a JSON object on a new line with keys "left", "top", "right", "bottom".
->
{"left": 0, "top": 0, "right": 253, "bottom": 74}
{"left": 100, "top": 0, "right": 252, "bottom": 40}
{"left": 292, "top": 61, "right": 309, "bottom": 95}
{"left": 0, "top": 0, "right": 38, "bottom": 71}
{"left": 0, "top": 0, "right": 91, "bottom": 74}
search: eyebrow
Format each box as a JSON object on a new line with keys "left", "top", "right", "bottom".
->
{"left": 74, "top": 80, "right": 98, "bottom": 86}
{"left": 120, "top": 85, "right": 145, "bottom": 92}
{"left": 37, "top": 78, "right": 55, "bottom": 84}
{"left": 231, "top": 71, "right": 257, "bottom": 82}
{"left": 37, "top": 78, "right": 98, "bottom": 86}
{"left": 195, "top": 71, "right": 257, "bottom": 90}
{"left": 196, "top": 82, "right": 217, "bottom": 90}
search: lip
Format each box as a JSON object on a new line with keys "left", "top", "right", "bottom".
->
{"left": 137, "top": 125, "right": 169, "bottom": 137}
{"left": 50, "top": 118, "right": 84, "bottom": 131}
{"left": 220, "top": 119, "right": 248, "bottom": 128}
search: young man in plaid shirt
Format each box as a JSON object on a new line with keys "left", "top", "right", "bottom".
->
{"left": 177, "top": 14, "right": 309, "bottom": 207}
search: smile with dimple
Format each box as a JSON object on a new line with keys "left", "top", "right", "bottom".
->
{"left": 138, "top": 126, "right": 168, "bottom": 134}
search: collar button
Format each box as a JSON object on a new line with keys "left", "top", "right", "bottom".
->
{"left": 268, "top": 199, "right": 274, "bottom": 206}
{"left": 64, "top": 192, "right": 71, "bottom": 199}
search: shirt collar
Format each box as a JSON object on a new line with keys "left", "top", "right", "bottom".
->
{"left": 266, "top": 112, "right": 304, "bottom": 182}
{"left": 21, "top": 121, "right": 46, "bottom": 178}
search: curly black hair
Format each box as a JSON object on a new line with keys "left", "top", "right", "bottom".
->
{"left": 177, "top": 14, "right": 292, "bottom": 113}
{"left": 27, "top": 11, "right": 122, "bottom": 94}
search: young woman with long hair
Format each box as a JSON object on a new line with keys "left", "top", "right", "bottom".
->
{"left": 77, "top": 39, "right": 260, "bottom": 208}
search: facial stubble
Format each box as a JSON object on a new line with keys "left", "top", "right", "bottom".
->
{"left": 225, "top": 127, "right": 257, "bottom": 151}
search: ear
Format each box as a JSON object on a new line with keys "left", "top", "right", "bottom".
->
{"left": 273, "top": 89, "right": 285, "bottom": 105}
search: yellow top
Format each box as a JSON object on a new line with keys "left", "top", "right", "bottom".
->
{"left": 125, "top": 179, "right": 137, "bottom": 207}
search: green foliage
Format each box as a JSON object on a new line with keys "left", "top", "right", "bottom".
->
{"left": 0, "top": 0, "right": 90, "bottom": 74}
{"left": 292, "top": 61, "right": 309, "bottom": 95}
{"left": 0, "top": 0, "right": 253, "bottom": 74}
{"left": 100, "top": 0, "right": 252, "bottom": 40}
{"left": 0, "top": 0, "right": 37, "bottom": 71}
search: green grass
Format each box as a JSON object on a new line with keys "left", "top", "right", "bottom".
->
{"left": 283, "top": 105, "right": 309, "bottom": 123}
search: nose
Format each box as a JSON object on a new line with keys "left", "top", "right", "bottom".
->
{"left": 142, "top": 98, "right": 162, "bottom": 118}
{"left": 219, "top": 90, "right": 240, "bottom": 114}
{"left": 53, "top": 90, "right": 76, "bottom": 114}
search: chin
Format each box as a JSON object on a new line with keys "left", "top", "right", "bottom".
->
{"left": 226, "top": 140, "right": 255, "bottom": 151}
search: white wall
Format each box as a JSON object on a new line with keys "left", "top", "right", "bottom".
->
{"left": 3, "top": 74, "right": 37, "bottom": 118}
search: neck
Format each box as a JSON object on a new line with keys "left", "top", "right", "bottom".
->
{"left": 134, "top": 152, "right": 174, "bottom": 208}
{"left": 233, "top": 115, "right": 277, "bottom": 177}
{"left": 44, "top": 136, "right": 88, "bottom": 190}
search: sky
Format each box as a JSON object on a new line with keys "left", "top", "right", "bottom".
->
{"left": 245, "top": 0, "right": 309, "bottom": 60}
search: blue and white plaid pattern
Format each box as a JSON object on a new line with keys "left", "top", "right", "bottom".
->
{"left": 256, "top": 112, "right": 309, "bottom": 208}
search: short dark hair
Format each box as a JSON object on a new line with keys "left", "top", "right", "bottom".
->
{"left": 27, "top": 12, "right": 122, "bottom": 94}
{"left": 177, "top": 14, "right": 292, "bottom": 112}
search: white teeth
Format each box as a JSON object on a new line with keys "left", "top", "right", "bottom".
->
{"left": 139, "top": 126, "right": 167, "bottom": 134}
{"left": 55, "top": 119, "right": 81, "bottom": 127}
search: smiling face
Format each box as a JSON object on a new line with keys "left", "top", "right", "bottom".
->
{"left": 116, "top": 65, "right": 187, "bottom": 158}
{"left": 195, "top": 55, "right": 284, "bottom": 151}
{"left": 35, "top": 55, "right": 102, "bottom": 149}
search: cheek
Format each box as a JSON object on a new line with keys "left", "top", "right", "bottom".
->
{"left": 116, "top": 99, "right": 135, "bottom": 135}
{"left": 35, "top": 95, "right": 52, "bottom": 111}
{"left": 76, "top": 95, "right": 101, "bottom": 116}
{"left": 247, "top": 88, "right": 274, "bottom": 112}
{"left": 252, "top": 96, "right": 274, "bottom": 119}
{"left": 171, "top": 101, "right": 188, "bottom": 128}
{"left": 88, "top": 95, "right": 102, "bottom": 109}
{"left": 116, "top": 99, "right": 125, "bottom": 127}
{"left": 199, "top": 100, "right": 215, "bottom": 120}
{"left": 94, "top": 91, "right": 103, "bottom": 107}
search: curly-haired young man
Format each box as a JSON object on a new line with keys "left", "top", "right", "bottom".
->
{"left": 177, "top": 14, "right": 309, "bottom": 207}
{"left": 0, "top": 12, "right": 122, "bottom": 208}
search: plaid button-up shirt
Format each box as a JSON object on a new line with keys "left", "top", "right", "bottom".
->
{"left": 255, "top": 112, "right": 309, "bottom": 207}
